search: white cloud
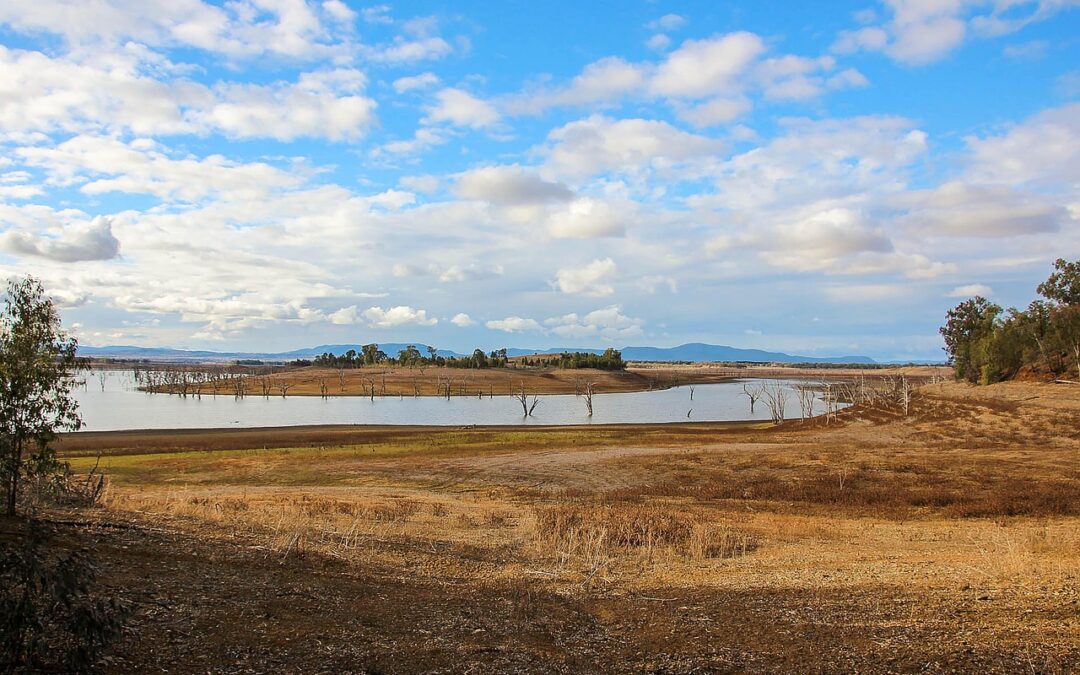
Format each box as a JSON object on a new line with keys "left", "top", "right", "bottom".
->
{"left": 362, "top": 305, "right": 437, "bottom": 328}
{"left": 647, "top": 14, "right": 687, "bottom": 31}
{"left": 375, "top": 127, "right": 449, "bottom": 156}
{"left": 541, "top": 115, "right": 725, "bottom": 179}
{"left": 450, "top": 312, "right": 474, "bottom": 327}
{"left": 17, "top": 135, "right": 302, "bottom": 202}
{"left": 544, "top": 306, "right": 644, "bottom": 340}
{"left": 947, "top": 284, "right": 993, "bottom": 297}
{"left": 0, "top": 0, "right": 350, "bottom": 59}
{"left": 831, "top": 1, "right": 1074, "bottom": 65}
{"left": 676, "top": 97, "right": 752, "bottom": 127}
{"left": 438, "top": 264, "right": 504, "bottom": 283}
{"left": 1, "top": 215, "right": 120, "bottom": 262}
{"left": 366, "top": 36, "right": 453, "bottom": 63}
{"left": 899, "top": 182, "right": 1069, "bottom": 237}
{"left": 426, "top": 88, "right": 500, "bottom": 128}
{"left": 455, "top": 165, "right": 573, "bottom": 205}
{"left": 393, "top": 72, "right": 440, "bottom": 93}
{"left": 328, "top": 305, "right": 360, "bottom": 324}
{"left": 547, "top": 198, "right": 626, "bottom": 239}
{"left": 486, "top": 316, "right": 542, "bottom": 332}
{"left": 649, "top": 32, "right": 766, "bottom": 98}
{"left": 507, "top": 57, "right": 647, "bottom": 114}
{"left": 965, "top": 103, "right": 1080, "bottom": 186}
{"left": 0, "top": 48, "right": 377, "bottom": 141}
{"left": 555, "top": 258, "right": 617, "bottom": 296}
{"left": 645, "top": 34, "right": 671, "bottom": 51}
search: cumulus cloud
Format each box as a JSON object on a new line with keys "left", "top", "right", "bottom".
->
{"left": 17, "top": 135, "right": 302, "bottom": 202}
{"left": 426, "top": 88, "right": 500, "bottom": 128}
{"left": 1, "top": 215, "right": 120, "bottom": 262}
{"left": 555, "top": 258, "right": 617, "bottom": 296}
{"left": 508, "top": 31, "right": 864, "bottom": 116}
{"left": 649, "top": 32, "right": 766, "bottom": 98}
{"left": 362, "top": 305, "right": 437, "bottom": 328}
{"left": 486, "top": 316, "right": 543, "bottom": 332}
{"left": 195, "top": 70, "right": 377, "bottom": 141}
{"left": 450, "top": 312, "right": 474, "bottom": 327}
{"left": 455, "top": 165, "right": 573, "bottom": 205}
{"left": 546, "top": 198, "right": 626, "bottom": 239}
{"left": 831, "top": 0, "right": 1073, "bottom": 65}
{"left": 0, "top": 48, "right": 377, "bottom": 141}
{"left": 541, "top": 115, "right": 725, "bottom": 179}
{"left": 0, "top": 0, "right": 352, "bottom": 59}
{"left": 544, "top": 306, "right": 644, "bottom": 340}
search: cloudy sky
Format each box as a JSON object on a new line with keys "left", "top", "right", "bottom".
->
{"left": 1, "top": 0, "right": 1077, "bottom": 360}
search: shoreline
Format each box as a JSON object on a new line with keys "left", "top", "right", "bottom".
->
{"left": 56, "top": 419, "right": 770, "bottom": 456}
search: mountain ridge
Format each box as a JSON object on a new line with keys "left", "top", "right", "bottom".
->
{"left": 78, "top": 341, "right": 879, "bottom": 364}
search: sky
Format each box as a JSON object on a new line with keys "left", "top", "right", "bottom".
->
{"left": 0, "top": 0, "right": 1078, "bottom": 361}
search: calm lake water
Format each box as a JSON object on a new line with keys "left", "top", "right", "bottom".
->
{"left": 73, "top": 370, "right": 839, "bottom": 431}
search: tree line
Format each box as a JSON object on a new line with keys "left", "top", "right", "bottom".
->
{"left": 296, "top": 344, "right": 510, "bottom": 369}
{"left": 294, "top": 345, "right": 627, "bottom": 371}
{"left": 518, "top": 348, "right": 627, "bottom": 371}
{"left": 941, "top": 258, "right": 1080, "bottom": 384}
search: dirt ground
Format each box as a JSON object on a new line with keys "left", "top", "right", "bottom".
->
{"left": 27, "top": 378, "right": 1080, "bottom": 672}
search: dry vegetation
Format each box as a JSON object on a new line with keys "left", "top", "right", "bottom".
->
{"left": 43, "top": 377, "right": 1080, "bottom": 672}
{"left": 138, "top": 362, "right": 949, "bottom": 397}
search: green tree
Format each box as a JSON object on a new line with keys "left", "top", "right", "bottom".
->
{"left": 397, "top": 345, "right": 422, "bottom": 367}
{"left": 939, "top": 296, "right": 1001, "bottom": 383}
{"left": 1037, "top": 258, "right": 1080, "bottom": 305}
{"left": 361, "top": 343, "right": 379, "bottom": 366}
{"left": 1, "top": 277, "right": 82, "bottom": 516}
{"left": 1038, "top": 258, "right": 1080, "bottom": 379}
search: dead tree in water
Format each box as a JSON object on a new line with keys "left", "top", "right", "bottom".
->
{"left": 762, "top": 381, "right": 787, "bottom": 424}
{"left": 741, "top": 383, "right": 764, "bottom": 413}
{"left": 796, "top": 385, "right": 816, "bottom": 421}
{"left": 688, "top": 385, "right": 695, "bottom": 401}
{"left": 513, "top": 383, "right": 540, "bottom": 417}
{"left": 576, "top": 379, "right": 595, "bottom": 416}
{"left": 319, "top": 378, "right": 329, "bottom": 398}
{"left": 279, "top": 382, "right": 294, "bottom": 397}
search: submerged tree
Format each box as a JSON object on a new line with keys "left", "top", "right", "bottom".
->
{"left": 1, "top": 277, "right": 82, "bottom": 516}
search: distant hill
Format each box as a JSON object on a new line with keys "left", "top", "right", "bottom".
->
{"left": 78, "top": 343, "right": 464, "bottom": 362}
{"left": 507, "top": 343, "right": 875, "bottom": 364}
{"left": 79, "top": 341, "right": 876, "bottom": 364}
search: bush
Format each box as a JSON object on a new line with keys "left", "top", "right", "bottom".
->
{"left": 0, "top": 521, "right": 126, "bottom": 672}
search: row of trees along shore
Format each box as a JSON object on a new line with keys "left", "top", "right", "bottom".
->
{"left": 300, "top": 346, "right": 626, "bottom": 371}
{"left": 941, "top": 258, "right": 1080, "bottom": 384}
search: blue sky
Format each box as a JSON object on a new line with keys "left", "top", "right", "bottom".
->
{"left": 0, "top": 0, "right": 1077, "bottom": 360}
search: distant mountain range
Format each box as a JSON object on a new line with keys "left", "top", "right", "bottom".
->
{"left": 79, "top": 341, "right": 878, "bottom": 364}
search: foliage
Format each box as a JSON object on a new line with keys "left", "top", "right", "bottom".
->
{"left": 0, "top": 521, "right": 126, "bottom": 672}
{"left": 940, "top": 258, "right": 1080, "bottom": 383}
{"left": 1, "top": 277, "right": 82, "bottom": 516}
{"left": 518, "top": 349, "right": 626, "bottom": 371}
{"left": 305, "top": 345, "right": 510, "bottom": 369}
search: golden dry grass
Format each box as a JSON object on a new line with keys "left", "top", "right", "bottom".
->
{"left": 51, "top": 378, "right": 1080, "bottom": 671}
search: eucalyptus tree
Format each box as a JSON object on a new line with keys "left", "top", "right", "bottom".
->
{"left": 1, "top": 277, "right": 82, "bottom": 516}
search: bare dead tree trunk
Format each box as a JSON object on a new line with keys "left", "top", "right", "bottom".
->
{"left": 742, "top": 383, "right": 763, "bottom": 414}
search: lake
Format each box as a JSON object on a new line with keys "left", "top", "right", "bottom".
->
{"left": 72, "top": 370, "right": 840, "bottom": 431}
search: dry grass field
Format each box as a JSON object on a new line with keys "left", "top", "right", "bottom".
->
{"left": 42, "top": 378, "right": 1080, "bottom": 672}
